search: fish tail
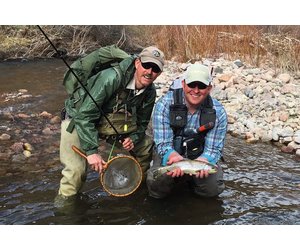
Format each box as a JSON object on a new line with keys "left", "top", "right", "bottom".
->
{"left": 209, "top": 168, "right": 217, "bottom": 174}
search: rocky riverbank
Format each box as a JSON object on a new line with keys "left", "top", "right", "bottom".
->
{"left": 155, "top": 58, "right": 300, "bottom": 159}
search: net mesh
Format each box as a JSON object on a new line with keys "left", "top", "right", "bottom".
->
{"left": 101, "top": 155, "right": 142, "bottom": 196}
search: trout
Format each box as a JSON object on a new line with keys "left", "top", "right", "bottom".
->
{"left": 152, "top": 159, "right": 217, "bottom": 179}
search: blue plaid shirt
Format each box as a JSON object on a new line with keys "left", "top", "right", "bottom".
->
{"left": 153, "top": 89, "right": 227, "bottom": 165}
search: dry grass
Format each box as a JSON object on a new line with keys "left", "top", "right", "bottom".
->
{"left": 0, "top": 25, "right": 131, "bottom": 58}
{"left": 0, "top": 25, "right": 299, "bottom": 73}
{"left": 148, "top": 25, "right": 300, "bottom": 73}
{"left": 0, "top": 26, "right": 102, "bottom": 58}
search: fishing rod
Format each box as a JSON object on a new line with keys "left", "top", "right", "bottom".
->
{"left": 37, "top": 25, "right": 136, "bottom": 157}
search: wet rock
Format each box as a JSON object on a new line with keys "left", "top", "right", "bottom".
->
{"left": 10, "top": 142, "right": 24, "bottom": 153}
{"left": 31, "top": 137, "right": 44, "bottom": 144}
{"left": 23, "top": 150, "right": 32, "bottom": 157}
{"left": 50, "top": 116, "right": 61, "bottom": 124}
{"left": 281, "top": 145, "right": 294, "bottom": 154}
{"left": 19, "top": 94, "right": 33, "bottom": 99}
{"left": 17, "top": 113, "right": 30, "bottom": 119}
{"left": 42, "top": 127, "right": 54, "bottom": 135}
{"left": 39, "top": 111, "right": 52, "bottom": 118}
{"left": 11, "top": 153, "right": 26, "bottom": 162}
{"left": 0, "top": 133, "right": 11, "bottom": 140}
{"left": 22, "top": 129, "right": 33, "bottom": 134}
{"left": 15, "top": 129, "right": 21, "bottom": 135}
{"left": 246, "top": 137, "right": 259, "bottom": 143}
{"left": 18, "top": 89, "right": 28, "bottom": 93}
{"left": 23, "top": 142, "right": 33, "bottom": 151}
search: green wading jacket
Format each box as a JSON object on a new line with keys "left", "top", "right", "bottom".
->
{"left": 64, "top": 56, "right": 156, "bottom": 155}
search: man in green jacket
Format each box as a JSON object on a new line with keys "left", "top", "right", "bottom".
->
{"left": 56, "top": 46, "right": 165, "bottom": 204}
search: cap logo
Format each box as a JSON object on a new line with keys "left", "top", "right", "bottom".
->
{"left": 152, "top": 50, "right": 161, "bottom": 57}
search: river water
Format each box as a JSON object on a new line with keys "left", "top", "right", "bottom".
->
{"left": 0, "top": 59, "right": 299, "bottom": 225}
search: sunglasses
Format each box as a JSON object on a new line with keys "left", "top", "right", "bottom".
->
{"left": 141, "top": 62, "right": 161, "bottom": 73}
{"left": 186, "top": 81, "right": 208, "bottom": 90}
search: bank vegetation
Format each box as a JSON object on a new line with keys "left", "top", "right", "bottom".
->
{"left": 0, "top": 25, "right": 299, "bottom": 73}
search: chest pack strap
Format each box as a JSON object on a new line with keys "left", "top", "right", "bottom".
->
{"left": 169, "top": 87, "right": 216, "bottom": 158}
{"left": 199, "top": 94, "right": 216, "bottom": 127}
{"left": 169, "top": 88, "right": 187, "bottom": 133}
{"left": 170, "top": 88, "right": 216, "bottom": 131}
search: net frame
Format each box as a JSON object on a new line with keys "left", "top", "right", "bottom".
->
{"left": 100, "top": 154, "right": 143, "bottom": 197}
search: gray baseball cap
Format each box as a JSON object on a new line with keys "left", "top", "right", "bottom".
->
{"left": 139, "top": 46, "right": 165, "bottom": 71}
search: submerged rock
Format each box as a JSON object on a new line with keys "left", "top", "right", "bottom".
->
{"left": 23, "top": 150, "right": 31, "bottom": 158}
{"left": 0, "top": 133, "right": 11, "bottom": 140}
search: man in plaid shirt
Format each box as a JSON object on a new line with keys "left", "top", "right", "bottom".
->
{"left": 147, "top": 63, "right": 227, "bottom": 199}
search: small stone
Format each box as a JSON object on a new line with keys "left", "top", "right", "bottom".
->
{"left": 281, "top": 145, "right": 294, "bottom": 154}
{"left": 50, "top": 116, "right": 61, "bottom": 124}
{"left": 10, "top": 142, "right": 24, "bottom": 153}
{"left": 42, "top": 127, "right": 54, "bottom": 135}
{"left": 18, "top": 89, "right": 28, "bottom": 93}
{"left": 39, "top": 111, "right": 52, "bottom": 118}
{"left": 23, "top": 150, "right": 32, "bottom": 158}
{"left": 23, "top": 143, "right": 33, "bottom": 151}
{"left": 17, "top": 113, "right": 30, "bottom": 119}
{"left": 0, "top": 133, "right": 11, "bottom": 140}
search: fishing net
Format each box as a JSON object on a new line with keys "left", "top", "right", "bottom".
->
{"left": 101, "top": 155, "right": 142, "bottom": 197}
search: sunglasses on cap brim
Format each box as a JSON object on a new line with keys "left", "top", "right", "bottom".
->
{"left": 186, "top": 81, "right": 208, "bottom": 89}
{"left": 141, "top": 62, "right": 161, "bottom": 73}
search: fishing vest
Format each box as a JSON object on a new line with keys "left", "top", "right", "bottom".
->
{"left": 97, "top": 86, "right": 139, "bottom": 135}
{"left": 169, "top": 79, "right": 216, "bottom": 159}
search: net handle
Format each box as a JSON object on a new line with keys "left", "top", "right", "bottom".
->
{"left": 72, "top": 145, "right": 88, "bottom": 159}
{"left": 72, "top": 145, "right": 108, "bottom": 169}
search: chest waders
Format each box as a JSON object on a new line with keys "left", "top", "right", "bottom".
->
{"left": 169, "top": 88, "right": 216, "bottom": 159}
